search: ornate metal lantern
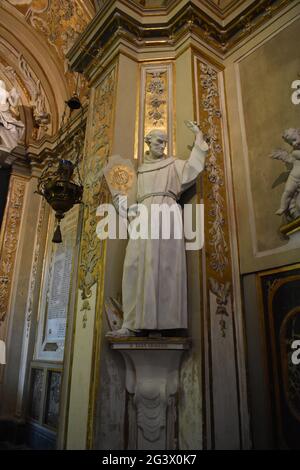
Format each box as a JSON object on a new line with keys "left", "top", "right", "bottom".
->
{"left": 36, "top": 94, "right": 84, "bottom": 243}
{"left": 37, "top": 158, "right": 83, "bottom": 243}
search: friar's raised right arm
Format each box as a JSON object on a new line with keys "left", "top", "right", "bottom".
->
{"left": 175, "top": 121, "right": 209, "bottom": 190}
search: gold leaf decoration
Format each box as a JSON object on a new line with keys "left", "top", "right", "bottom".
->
{"left": 78, "top": 66, "right": 116, "bottom": 300}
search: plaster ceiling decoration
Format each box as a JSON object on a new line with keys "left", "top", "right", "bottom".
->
{"left": 0, "top": 0, "right": 96, "bottom": 142}
{"left": 5, "top": 0, "right": 95, "bottom": 73}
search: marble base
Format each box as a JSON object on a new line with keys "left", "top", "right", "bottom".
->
{"left": 109, "top": 337, "right": 191, "bottom": 450}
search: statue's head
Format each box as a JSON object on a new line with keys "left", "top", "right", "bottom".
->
{"left": 283, "top": 128, "right": 300, "bottom": 149}
{"left": 144, "top": 129, "right": 168, "bottom": 159}
{"left": 0, "top": 80, "right": 6, "bottom": 90}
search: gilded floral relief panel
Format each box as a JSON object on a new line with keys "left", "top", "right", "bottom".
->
{"left": 67, "top": 64, "right": 117, "bottom": 449}
{"left": 0, "top": 175, "right": 27, "bottom": 343}
{"left": 136, "top": 63, "right": 174, "bottom": 162}
{"left": 194, "top": 54, "right": 244, "bottom": 449}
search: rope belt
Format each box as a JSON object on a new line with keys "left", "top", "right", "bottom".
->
{"left": 137, "top": 192, "right": 178, "bottom": 203}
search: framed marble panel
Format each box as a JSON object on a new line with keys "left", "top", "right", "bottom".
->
{"left": 44, "top": 370, "right": 62, "bottom": 429}
{"left": 34, "top": 205, "right": 81, "bottom": 362}
{"left": 28, "top": 368, "right": 44, "bottom": 422}
{"left": 257, "top": 264, "right": 300, "bottom": 449}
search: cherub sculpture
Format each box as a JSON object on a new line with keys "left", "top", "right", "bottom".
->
{"left": 271, "top": 128, "right": 300, "bottom": 220}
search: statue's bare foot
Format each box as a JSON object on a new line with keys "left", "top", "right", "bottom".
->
{"left": 106, "top": 327, "right": 135, "bottom": 338}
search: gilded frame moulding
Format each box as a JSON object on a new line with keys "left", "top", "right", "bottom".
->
{"left": 256, "top": 264, "right": 300, "bottom": 448}
{"left": 280, "top": 306, "right": 300, "bottom": 424}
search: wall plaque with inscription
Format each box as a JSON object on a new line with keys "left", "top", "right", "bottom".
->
{"left": 46, "top": 239, "right": 73, "bottom": 343}
{"left": 35, "top": 206, "right": 80, "bottom": 362}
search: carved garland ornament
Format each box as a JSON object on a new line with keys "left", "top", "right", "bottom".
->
{"left": 135, "top": 382, "right": 166, "bottom": 443}
{"left": 199, "top": 62, "right": 228, "bottom": 274}
{"left": 197, "top": 60, "right": 233, "bottom": 336}
{"left": 146, "top": 71, "right": 167, "bottom": 127}
{"left": 78, "top": 67, "right": 116, "bottom": 301}
{"left": 138, "top": 64, "right": 173, "bottom": 161}
{"left": 0, "top": 176, "right": 27, "bottom": 325}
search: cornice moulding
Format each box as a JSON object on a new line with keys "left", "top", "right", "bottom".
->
{"left": 68, "top": 0, "right": 292, "bottom": 73}
{"left": 0, "top": 145, "right": 29, "bottom": 174}
{"left": 94, "top": 0, "right": 256, "bottom": 22}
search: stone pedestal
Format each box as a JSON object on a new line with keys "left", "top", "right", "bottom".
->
{"left": 109, "top": 337, "right": 190, "bottom": 450}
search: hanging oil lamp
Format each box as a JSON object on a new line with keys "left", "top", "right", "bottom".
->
{"left": 37, "top": 158, "right": 83, "bottom": 243}
{"left": 36, "top": 77, "right": 84, "bottom": 243}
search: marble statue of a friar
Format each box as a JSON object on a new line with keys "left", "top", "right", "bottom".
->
{"left": 0, "top": 80, "right": 25, "bottom": 150}
{"left": 106, "top": 121, "right": 209, "bottom": 337}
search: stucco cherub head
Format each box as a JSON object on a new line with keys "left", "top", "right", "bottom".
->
{"left": 283, "top": 128, "right": 300, "bottom": 150}
{"left": 144, "top": 129, "right": 168, "bottom": 159}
